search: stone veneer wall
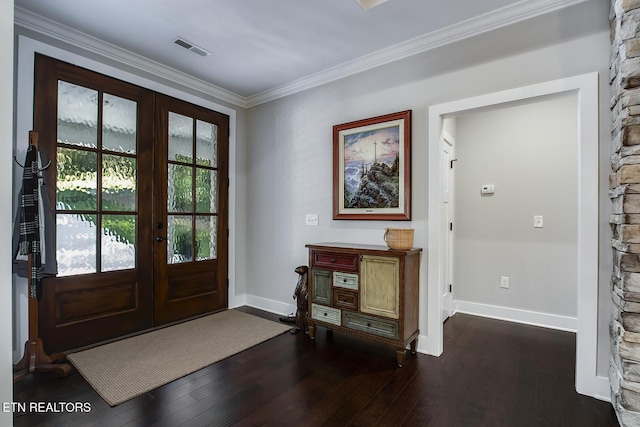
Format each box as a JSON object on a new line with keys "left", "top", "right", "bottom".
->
{"left": 610, "top": 0, "right": 640, "bottom": 425}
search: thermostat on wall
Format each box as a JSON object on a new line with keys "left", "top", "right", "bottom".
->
{"left": 481, "top": 184, "right": 495, "bottom": 195}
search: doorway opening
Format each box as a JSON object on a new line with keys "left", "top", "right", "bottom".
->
{"left": 426, "top": 73, "right": 599, "bottom": 398}
{"left": 446, "top": 93, "right": 579, "bottom": 328}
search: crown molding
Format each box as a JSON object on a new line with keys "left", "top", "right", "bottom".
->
{"left": 14, "top": 7, "right": 249, "bottom": 108}
{"left": 15, "top": 0, "right": 589, "bottom": 110}
{"left": 246, "top": 0, "right": 590, "bottom": 107}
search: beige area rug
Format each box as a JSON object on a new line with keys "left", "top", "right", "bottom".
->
{"left": 67, "top": 309, "right": 291, "bottom": 406}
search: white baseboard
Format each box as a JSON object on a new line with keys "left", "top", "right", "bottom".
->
{"left": 228, "top": 293, "right": 247, "bottom": 309}
{"left": 595, "top": 375, "right": 612, "bottom": 402}
{"left": 416, "top": 333, "right": 437, "bottom": 356}
{"left": 453, "top": 300, "right": 578, "bottom": 332}
{"left": 243, "top": 294, "right": 297, "bottom": 317}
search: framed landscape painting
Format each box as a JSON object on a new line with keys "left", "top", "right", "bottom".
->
{"left": 333, "top": 110, "right": 411, "bottom": 220}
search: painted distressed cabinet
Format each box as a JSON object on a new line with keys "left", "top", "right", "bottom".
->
{"left": 306, "top": 242, "right": 422, "bottom": 366}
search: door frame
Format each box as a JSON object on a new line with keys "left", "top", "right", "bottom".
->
{"left": 425, "top": 73, "right": 599, "bottom": 398}
{"left": 14, "top": 35, "right": 239, "bottom": 360}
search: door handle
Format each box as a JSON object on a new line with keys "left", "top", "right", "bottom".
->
{"left": 156, "top": 236, "right": 164, "bottom": 242}
{"left": 156, "top": 222, "right": 164, "bottom": 229}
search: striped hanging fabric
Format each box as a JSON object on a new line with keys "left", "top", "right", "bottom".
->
{"left": 17, "top": 144, "right": 43, "bottom": 299}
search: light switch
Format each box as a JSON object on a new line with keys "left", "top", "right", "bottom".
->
{"left": 305, "top": 214, "right": 319, "bottom": 226}
{"left": 534, "top": 215, "right": 543, "bottom": 228}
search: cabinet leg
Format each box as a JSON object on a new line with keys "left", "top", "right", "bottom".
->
{"left": 410, "top": 339, "right": 417, "bottom": 355}
{"left": 396, "top": 348, "right": 406, "bottom": 367}
{"left": 308, "top": 324, "right": 316, "bottom": 340}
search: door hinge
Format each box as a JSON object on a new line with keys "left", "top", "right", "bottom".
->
{"left": 449, "top": 284, "right": 452, "bottom": 293}
{"left": 449, "top": 222, "right": 453, "bottom": 231}
{"left": 227, "top": 278, "right": 229, "bottom": 288}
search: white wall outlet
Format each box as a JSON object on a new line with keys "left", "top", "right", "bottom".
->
{"left": 481, "top": 184, "right": 495, "bottom": 195}
{"left": 305, "top": 214, "right": 319, "bottom": 226}
{"left": 500, "top": 276, "right": 510, "bottom": 289}
{"left": 534, "top": 215, "right": 543, "bottom": 228}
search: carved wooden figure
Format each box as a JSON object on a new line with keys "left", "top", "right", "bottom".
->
{"left": 291, "top": 265, "right": 309, "bottom": 334}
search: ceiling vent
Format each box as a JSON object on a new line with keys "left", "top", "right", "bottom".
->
{"left": 174, "top": 37, "right": 211, "bottom": 57}
{"left": 355, "top": 0, "right": 389, "bottom": 10}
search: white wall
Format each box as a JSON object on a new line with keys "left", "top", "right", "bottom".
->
{"left": 453, "top": 95, "right": 578, "bottom": 320}
{"left": 245, "top": 12, "right": 612, "bottom": 380}
{"left": 2, "top": 1, "right": 15, "bottom": 425}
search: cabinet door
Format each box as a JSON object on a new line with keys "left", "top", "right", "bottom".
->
{"left": 311, "top": 269, "right": 332, "bottom": 305}
{"left": 360, "top": 255, "right": 400, "bottom": 319}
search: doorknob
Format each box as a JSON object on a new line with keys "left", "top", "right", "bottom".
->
{"left": 156, "top": 222, "right": 164, "bottom": 229}
{"left": 156, "top": 236, "right": 164, "bottom": 242}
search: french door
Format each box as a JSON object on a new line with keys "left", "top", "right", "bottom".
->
{"left": 153, "top": 94, "right": 228, "bottom": 325}
{"left": 34, "top": 54, "right": 228, "bottom": 352}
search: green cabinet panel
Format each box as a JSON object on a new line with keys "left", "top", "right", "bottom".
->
{"left": 311, "top": 268, "right": 332, "bottom": 305}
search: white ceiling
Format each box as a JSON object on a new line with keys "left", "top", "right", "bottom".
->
{"left": 15, "top": 0, "right": 592, "bottom": 107}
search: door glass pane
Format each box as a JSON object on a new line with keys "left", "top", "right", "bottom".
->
{"left": 56, "top": 147, "right": 97, "bottom": 211}
{"left": 57, "top": 81, "right": 98, "bottom": 149}
{"left": 102, "top": 214, "right": 136, "bottom": 271}
{"left": 195, "top": 168, "right": 217, "bottom": 213}
{"left": 168, "top": 164, "right": 193, "bottom": 212}
{"left": 196, "top": 216, "right": 217, "bottom": 260}
{"left": 168, "top": 112, "right": 193, "bottom": 163}
{"left": 103, "top": 154, "right": 136, "bottom": 212}
{"left": 196, "top": 120, "right": 217, "bottom": 167}
{"left": 56, "top": 213, "right": 97, "bottom": 276}
{"left": 167, "top": 215, "right": 192, "bottom": 263}
{"left": 103, "top": 93, "right": 137, "bottom": 154}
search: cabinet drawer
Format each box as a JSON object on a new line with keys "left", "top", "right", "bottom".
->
{"left": 333, "top": 272, "right": 358, "bottom": 290}
{"left": 311, "top": 303, "right": 341, "bottom": 326}
{"left": 333, "top": 289, "right": 358, "bottom": 311}
{"left": 311, "top": 251, "right": 358, "bottom": 273}
{"left": 343, "top": 312, "right": 398, "bottom": 340}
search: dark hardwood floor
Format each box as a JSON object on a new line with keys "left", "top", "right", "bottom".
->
{"left": 13, "top": 307, "right": 619, "bottom": 426}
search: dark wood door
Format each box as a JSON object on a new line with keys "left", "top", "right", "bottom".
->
{"left": 153, "top": 94, "right": 229, "bottom": 325}
{"left": 35, "top": 54, "right": 154, "bottom": 352}
{"left": 34, "top": 55, "right": 229, "bottom": 352}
